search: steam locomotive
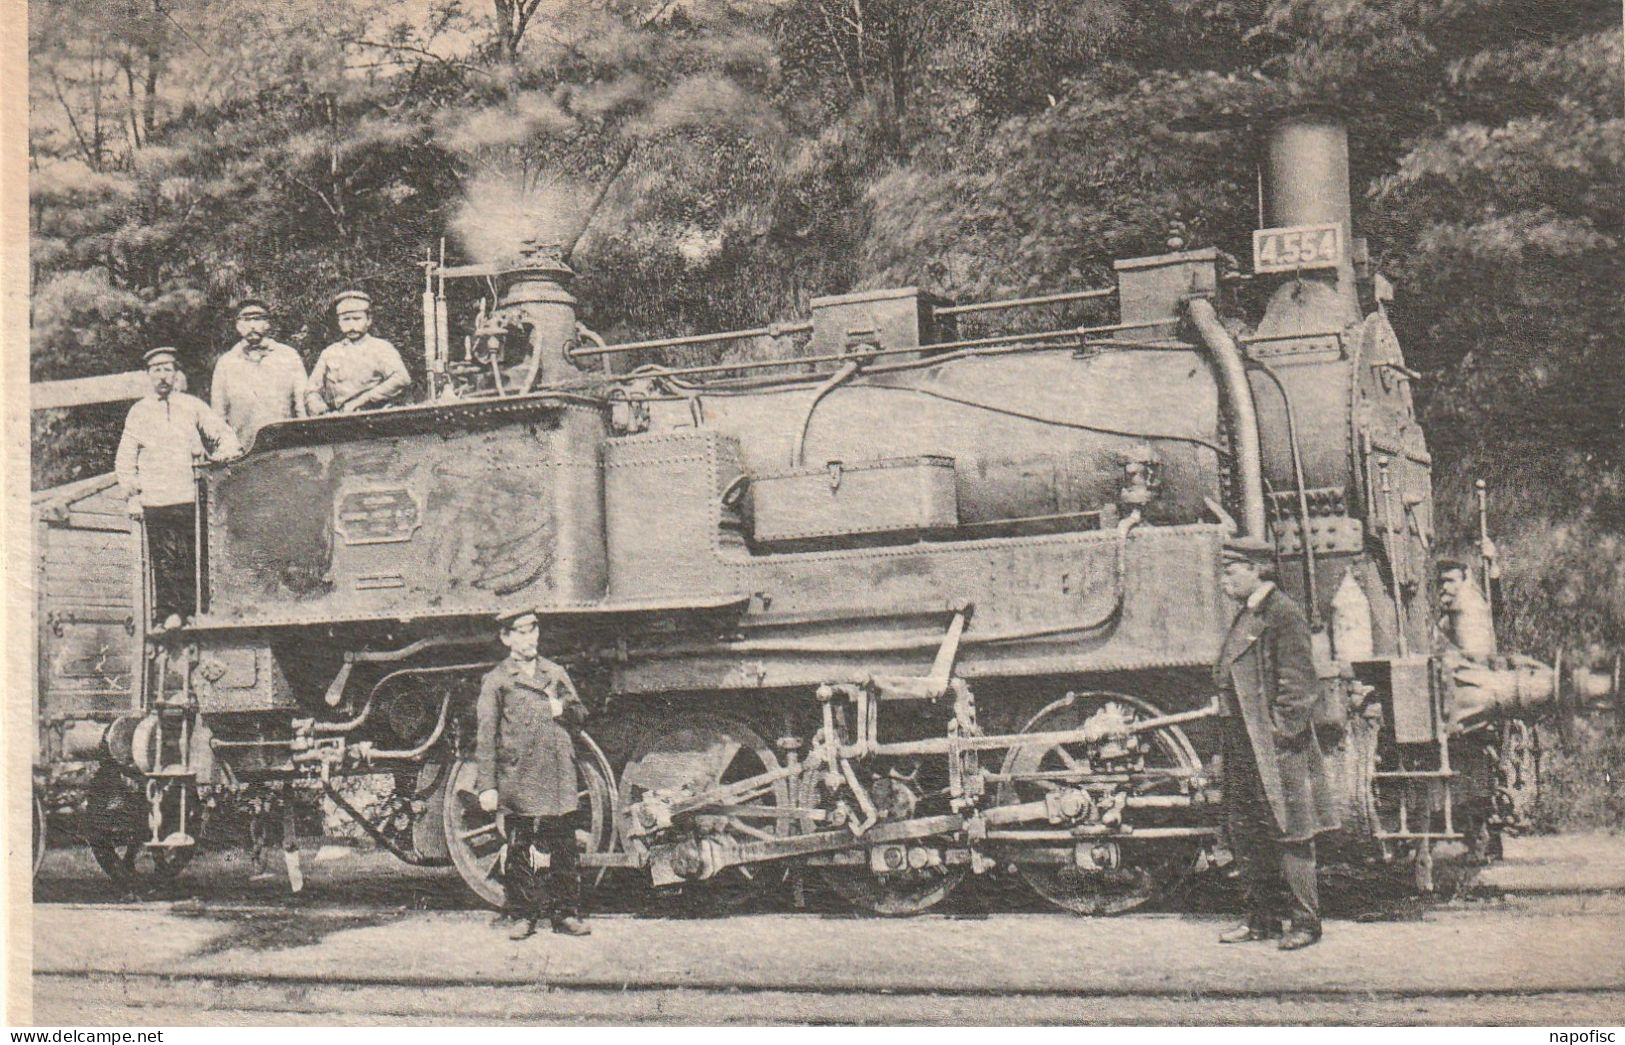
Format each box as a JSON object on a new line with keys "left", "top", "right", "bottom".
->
{"left": 37, "top": 109, "right": 1619, "bottom": 914}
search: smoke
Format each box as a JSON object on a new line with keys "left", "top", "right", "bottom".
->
{"left": 436, "top": 90, "right": 577, "bottom": 154}
{"left": 450, "top": 172, "right": 592, "bottom": 264}
{"left": 436, "top": 87, "right": 590, "bottom": 263}
{"left": 625, "top": 74, "right": 782, "bottom": 141}
{"left": 437, "top": 16, "right": 783, "bottom": 265}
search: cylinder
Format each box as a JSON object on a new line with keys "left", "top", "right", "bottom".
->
{"left": 497, "top": 242, "right": 583, "bottom": 388}
{"left": 1570, "top": 657, "right": 1620, "bottom": 710}
{"left": 1450, "top": 657, "right": 1556, "bottom": 722}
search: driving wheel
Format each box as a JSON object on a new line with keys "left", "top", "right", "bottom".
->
{"left": 617, "top": 711, "right": 792, "bottom": 911}
{"left": 812, "top": 759, "right": 967, "bottom": 916}
{"left": 998, "top": 691, "right": 1203, "bottom": 915}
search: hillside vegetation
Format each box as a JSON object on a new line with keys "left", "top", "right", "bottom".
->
{"left": 29, "top": 0, "right": 1622, "bottom": 822}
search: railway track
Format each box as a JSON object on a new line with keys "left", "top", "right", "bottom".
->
{"left": 29, "top": 895, "right": 1625, "bottom": 1025}
{"left": 33, "top": 969, "right": 1625, "bottom": 1026}
{"left": 28, "top": 835, "right": 1625, "bottom": 1024}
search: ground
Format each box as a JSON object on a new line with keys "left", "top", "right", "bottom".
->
{"left": 26, "top": 834, "right": 1625, "bottom": 1026}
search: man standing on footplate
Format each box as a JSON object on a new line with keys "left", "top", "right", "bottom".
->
{"left": 475, "top": 609, "right": 591, "bottom": 940}
{"left": 1214, "top": 535, "right": 1340, "bottom": 950}
{"left": 115, "top": 346, "right": 243, "bottom": 629}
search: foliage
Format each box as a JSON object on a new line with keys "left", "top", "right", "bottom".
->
{"left": 1536, "top": 718, "right": 1625, "bottom": 834}
{"left": 28, "top": 0, "right": 1624, "bottom": 678}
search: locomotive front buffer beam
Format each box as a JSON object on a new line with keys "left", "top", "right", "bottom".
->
{"left": 620, "top": 676, "right": 1222, "bottom": 888}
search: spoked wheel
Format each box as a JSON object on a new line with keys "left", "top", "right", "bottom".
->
{"left": 998, "top": 691, "right": 1203, "bottom": 915}
{"left": 33, "top": 785, "right": 49, "bottom": 877}
{"left": 443, "top": 733, "right": 617, "bottom": 909}
{"left": 819, "top": 850, "right": 966, "bottom": 916}
{"left": 617, "top": 711, "right": 791, "bottom": 911}
{"left": 812, "top": 761, "right": 967, "bottom": 916}
{"left": 84, "top": 763, "right": 195, "bottom": 885}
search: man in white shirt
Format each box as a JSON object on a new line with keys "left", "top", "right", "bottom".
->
{"left": 115, "top": 347, "right": 243, "bottom": 627}
{"left": 211, "top": 299, "right": 308, "bottom": 445}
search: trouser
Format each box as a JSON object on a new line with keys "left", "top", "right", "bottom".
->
{"left": 143, "top": 503, "right": 197, "bottom": 622}
{"left": 501, "top": 813, "right": 581, "bottom": 923}
{"left": 1222, "top": 715, "right": 1320, "bottom": 933}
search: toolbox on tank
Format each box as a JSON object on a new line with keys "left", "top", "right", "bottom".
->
{"left": 749, "top": 455, "right": 959, "bottom": 547}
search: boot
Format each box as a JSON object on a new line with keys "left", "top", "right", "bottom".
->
{"left": 1219, "top": 915, "right": 1280, "bottom": 944}
{"left": 508, "top": 918, "right": 539, "bottom": 941}
{"left": 552, "top": 915, "right": 590, "bottom": 937}
{"left": 1279, "top": 925, "right": 1321, "bottom": 951}
{"left": 548, "top": 861, "right": 586, "bottom": 936}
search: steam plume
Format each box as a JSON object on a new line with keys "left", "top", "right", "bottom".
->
{"left": 450, "top": 172, "right": 591, "bottom": 263}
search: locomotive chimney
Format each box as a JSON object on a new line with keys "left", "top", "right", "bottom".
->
{"left": 1257, "top": 110, "right": 1361, "bottom": 323}
{"left": 496, "top": 241, "right": 584, "bottom": 386}
{"left": 1261, "top": 113, "right": 1352, "bottom": 237}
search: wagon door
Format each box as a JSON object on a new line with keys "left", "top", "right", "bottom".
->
{"left": 35, "top": 477, "right": 143, "bottom": 763}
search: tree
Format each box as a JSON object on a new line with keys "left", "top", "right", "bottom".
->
{"left": 776, "top": 0, "right": 952, "bottom": 148}
{"left": 491, "top": 0, "right": 545, "bottom": 58}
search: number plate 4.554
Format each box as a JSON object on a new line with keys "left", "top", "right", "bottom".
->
{"left": 1252, "top": 223, "right": 1342, "bottom": 274}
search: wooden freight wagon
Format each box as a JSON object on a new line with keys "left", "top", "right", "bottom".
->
{"left": 31, "top": 473, "right": 144, "bottom": 873}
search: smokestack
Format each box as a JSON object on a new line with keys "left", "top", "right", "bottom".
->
{"left": 1258, "top": 110, "right": 1360, "bottom": 322}
{"left": 496, "top": 241, "right": 584, "bottom": 386}
{"left": 1261, "top": 113, "right": 1352, "bottom": 234}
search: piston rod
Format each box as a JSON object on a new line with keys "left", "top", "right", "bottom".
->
{"left": 869, "top": 698, "right": 1220, "bottom": 759}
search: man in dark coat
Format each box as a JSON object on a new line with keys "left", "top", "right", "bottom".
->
{"left": 1214, "top": 535, "right": 1341, "bottom": 950}
{"left": 475, "top": 609, "right": 590, "bottom": 939}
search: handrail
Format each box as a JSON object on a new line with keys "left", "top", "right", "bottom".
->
{"left": 568, "top": 285, "right": 1118, "bottom": 360}
{"left": 1249, "top": 359, "right": 1320, "bottom": 625}
{"left": 545, "top": 318, "right": 1180, "bottom": 392}
{"left": 568, "top": 320, "right": 813, "bottom": 359}
{"left": 935, "top": 286, "right": 1116, "bottom": 317}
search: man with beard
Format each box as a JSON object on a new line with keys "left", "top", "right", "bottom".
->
{"left": 210, "top": 299, "right": 308, "bottom": 445}
{"left": 1214, "top": 535, "right": 1340, "bottom": 951}
{"left": 305, "top": 290, "right": 411, "bottom": 415}
{"left": 1437, "top": 555, "right": 1499, "bottom": 658}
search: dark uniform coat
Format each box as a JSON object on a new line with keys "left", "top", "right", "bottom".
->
{"left": 474, "top": 655, "right": 586, "bottom": 817}
{"left": 1216, "top": 585, "right": 1341, "bottom": 842}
